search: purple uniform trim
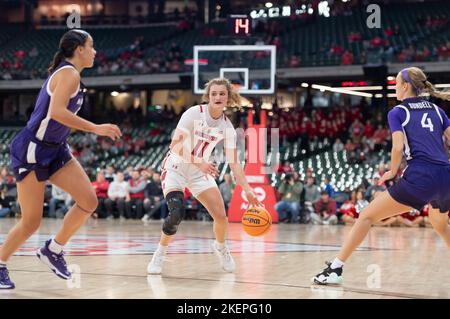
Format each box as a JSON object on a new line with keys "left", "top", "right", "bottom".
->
{"left": 9, "top": 60, "right": 82, "bottom": 182}
{"left": 386, "top": 97, "right": 450, "bottom": 212}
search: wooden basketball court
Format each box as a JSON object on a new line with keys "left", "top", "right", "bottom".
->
{"left": 0, "top": 218, "right": 448, "bottom": 299}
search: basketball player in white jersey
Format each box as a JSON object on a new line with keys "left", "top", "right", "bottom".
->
{"left": 147, "top": 78, "right": 262, "bottom": 274}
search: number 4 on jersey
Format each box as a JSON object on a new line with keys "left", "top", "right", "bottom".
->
{"left": 421, "top": 113, "right": 434, "bottom": 132}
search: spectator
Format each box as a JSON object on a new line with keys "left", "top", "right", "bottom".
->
{"left": 104, "top": 165, "right": 116, "bottom": 183}
{"left": 303, "top": 176, "right": 321, "bottom": 221}
{"left": 142, "top": 172, "right": 167, "bottom": 221}
{"left": 48, "top": 185, "right": 72, "bottom": 219}
{"left": 355, "top": 190, "right": 369, "bottom": 215}
{"left": 323, "top": 177, "right": 335, "bottom": 197}
{"left": 0, "top": 184, "right": 12, "bottom": 218}
{"left": 0, "top": 167, "right": 15, "bottom": 186}
{"left": 277, "top": 160, "right": 294, "bottom": 174}
{"left": 397, "top": 209, "right": 424, "bottom": 227}
{"left": 340, "top": 190, "right": 357, "bottom": 224}
{"left": 341, "top": 50, "right": 354, "bottom": 65}
{"left": 219, "top": 173, "right": 234, "bottom": 213}
{"left": 333, "top": 138, "right": 345, "bottom": 152}
{"left": 105, "top": 172, "right": 128, "bottom": 219}
{"left": 312, "top": 191, "right": 338, "bottom": 225}
{"left": 91, "top": 171, "right": 110, "bottom": 218}
{"left": 275, "top": 173, "right": 303, "bottom": 223}
{"left": 124, "top": 165, "right": 134, "bottom": 181}
{"left": 289, "top": 54, "right": 301, "bottom": 67}
{"left": 364, "top": 173, "right": 386, "bottom": 200}
{"left": 330, "top": 43, "right": 343, "bottom": 55}
{"left": 125, "top": 169, "right": 146, "bottom": 219}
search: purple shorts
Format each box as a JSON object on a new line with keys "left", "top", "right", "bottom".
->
{"left": 388, "top": 161, "right": 450, "bottom": 213}
{"left": 10, "top": 128, "right": 72, "bottom": 182}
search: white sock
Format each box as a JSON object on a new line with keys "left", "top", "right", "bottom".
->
{"left": 0, "top": 260, "right": 6, "bottom": 268}
{"left": 49, "top": 238, "right": 63, "bottom": 254}
{"left": 330, "top": 257, "right": 345, "bottom": 269}
{"left": 157, "top": 243, "right": 168, "bottom": 254}
{"left": 215, "top": 241, "right": 225, "bottom": 249}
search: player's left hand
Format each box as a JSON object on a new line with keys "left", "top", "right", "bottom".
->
{"left": 379, "top": 170, "right": 396, "bottom": 185}
{"left": 246, "top": 190, "right": 264, "bottom": 207}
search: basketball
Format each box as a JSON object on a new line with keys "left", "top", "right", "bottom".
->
{"left": 241, "top": 206, "right": 272, "bottom": 237}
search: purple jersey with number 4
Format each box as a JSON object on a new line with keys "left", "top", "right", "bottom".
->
{"left": 387, "top": 97, "right": 450, "bottom": 166}
{"left": 387, "top": 97, "right": 450, "bottom": 213}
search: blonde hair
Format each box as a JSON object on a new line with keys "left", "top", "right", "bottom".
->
{"left": 400, "top": 67, "right": 450, "bottom": 101}
{"left": 202, "top": 78, "right": 242, "bottom": 107}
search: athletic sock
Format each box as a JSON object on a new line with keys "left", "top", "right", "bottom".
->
{"left": 215, "top": 241, "right": 225, "bottom": 250}
{"left": 157, "top": 243, "right": 168, "bottom": 254}
{"left": 48, "top": 238, "right": 63, "bottom": 254}
{"left": 330, "top": 257, "right": 345, "bottom": 269}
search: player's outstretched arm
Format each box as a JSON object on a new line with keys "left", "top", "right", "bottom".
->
{"left": 226, "top": 148, "right": 262, "bottom": 207}
{"left": 48, "top": 68, "right": 121, "bottom": 141}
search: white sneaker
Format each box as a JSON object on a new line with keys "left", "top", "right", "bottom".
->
{"left": 141, "top": 214, "right": 149, "bottom": 222}
{"left": 211, "top": 242, "right": 235, "bottom": 273}
{"left": 147, "top": 249, "right": 166, "bottom": 275}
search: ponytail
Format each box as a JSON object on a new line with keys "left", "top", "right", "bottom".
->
{"left": 423, "top": 80, "right": 450, "bottom": 101}
{"left": 48, "top": 49, "right": 65, "bottom": 74}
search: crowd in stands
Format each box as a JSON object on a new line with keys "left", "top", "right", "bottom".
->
{"left": 273, "top": 161, "right": 450, "bottom": 227}
{"left": 2, "top": 0, "right": 449, "bottom": 80}
{"left": 268, "top": 102, "right": 393, "bottom": 166}
{"left": 1, "top": 98, "right": 449, "bottom": 226}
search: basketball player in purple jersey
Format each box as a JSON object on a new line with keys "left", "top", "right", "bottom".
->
{"left": 0, "top": 30, "right": 121, "bottom": 289}
{"left": 313, "top": 67, "right": 450, "bottom": 285}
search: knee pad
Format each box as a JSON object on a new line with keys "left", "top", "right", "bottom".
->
{"left": 162, "top": 191, "right": 185, "bottom": 236}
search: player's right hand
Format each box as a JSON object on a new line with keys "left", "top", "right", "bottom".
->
{"left": 197, "top": 161, "right": 219, "bottom": 178}
{"left": 246, "top": 190, "right": 264, "bottom": 207}
{"left": 94, "top": 124, "right": 122, "bottom": 141}
{"left": 378, "top": 170, "right": 395, "bottom": 185}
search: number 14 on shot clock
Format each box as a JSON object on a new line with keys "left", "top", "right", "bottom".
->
{"left": 228, "top": 14, "right": 252, "bottom": 36}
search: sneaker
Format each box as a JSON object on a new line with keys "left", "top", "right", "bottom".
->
{"left": 211, "top": 242, "right": 235, "bottom": 273}
{"left": 141, "top": 214, "right": 149, "bottom": 222}
{"left": 147, "top": 249, "right": 166, "bottom": 275}
{"left": 312, "top": 261, "right": 343, "bottom": 285}
{"left": 0, "top": 266, "right": 15, "bottom": 289}
{"left": 36, "top": 240, "right": 71, "bottom": 280}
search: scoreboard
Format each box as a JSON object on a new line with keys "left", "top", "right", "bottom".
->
{"left": 227, "top": 15, "right": 252, "bottom": 36}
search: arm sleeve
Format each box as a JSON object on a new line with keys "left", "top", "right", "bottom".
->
{"left": 438, "top": 107, "right": 450, "bottom": 130}
{"left": 387, "top": 107, "right": 405, "bottom": 133}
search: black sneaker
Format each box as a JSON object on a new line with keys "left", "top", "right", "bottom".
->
{"left": 312, "top": 261, "right": 343, "bottom": 285}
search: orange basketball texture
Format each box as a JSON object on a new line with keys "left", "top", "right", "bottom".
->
{"left": 241, "top": 207, "right": 272, "bottom": 236}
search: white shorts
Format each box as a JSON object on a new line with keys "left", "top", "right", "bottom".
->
{"left": 161, "top": 152, "right": 218, "bottom": 197}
